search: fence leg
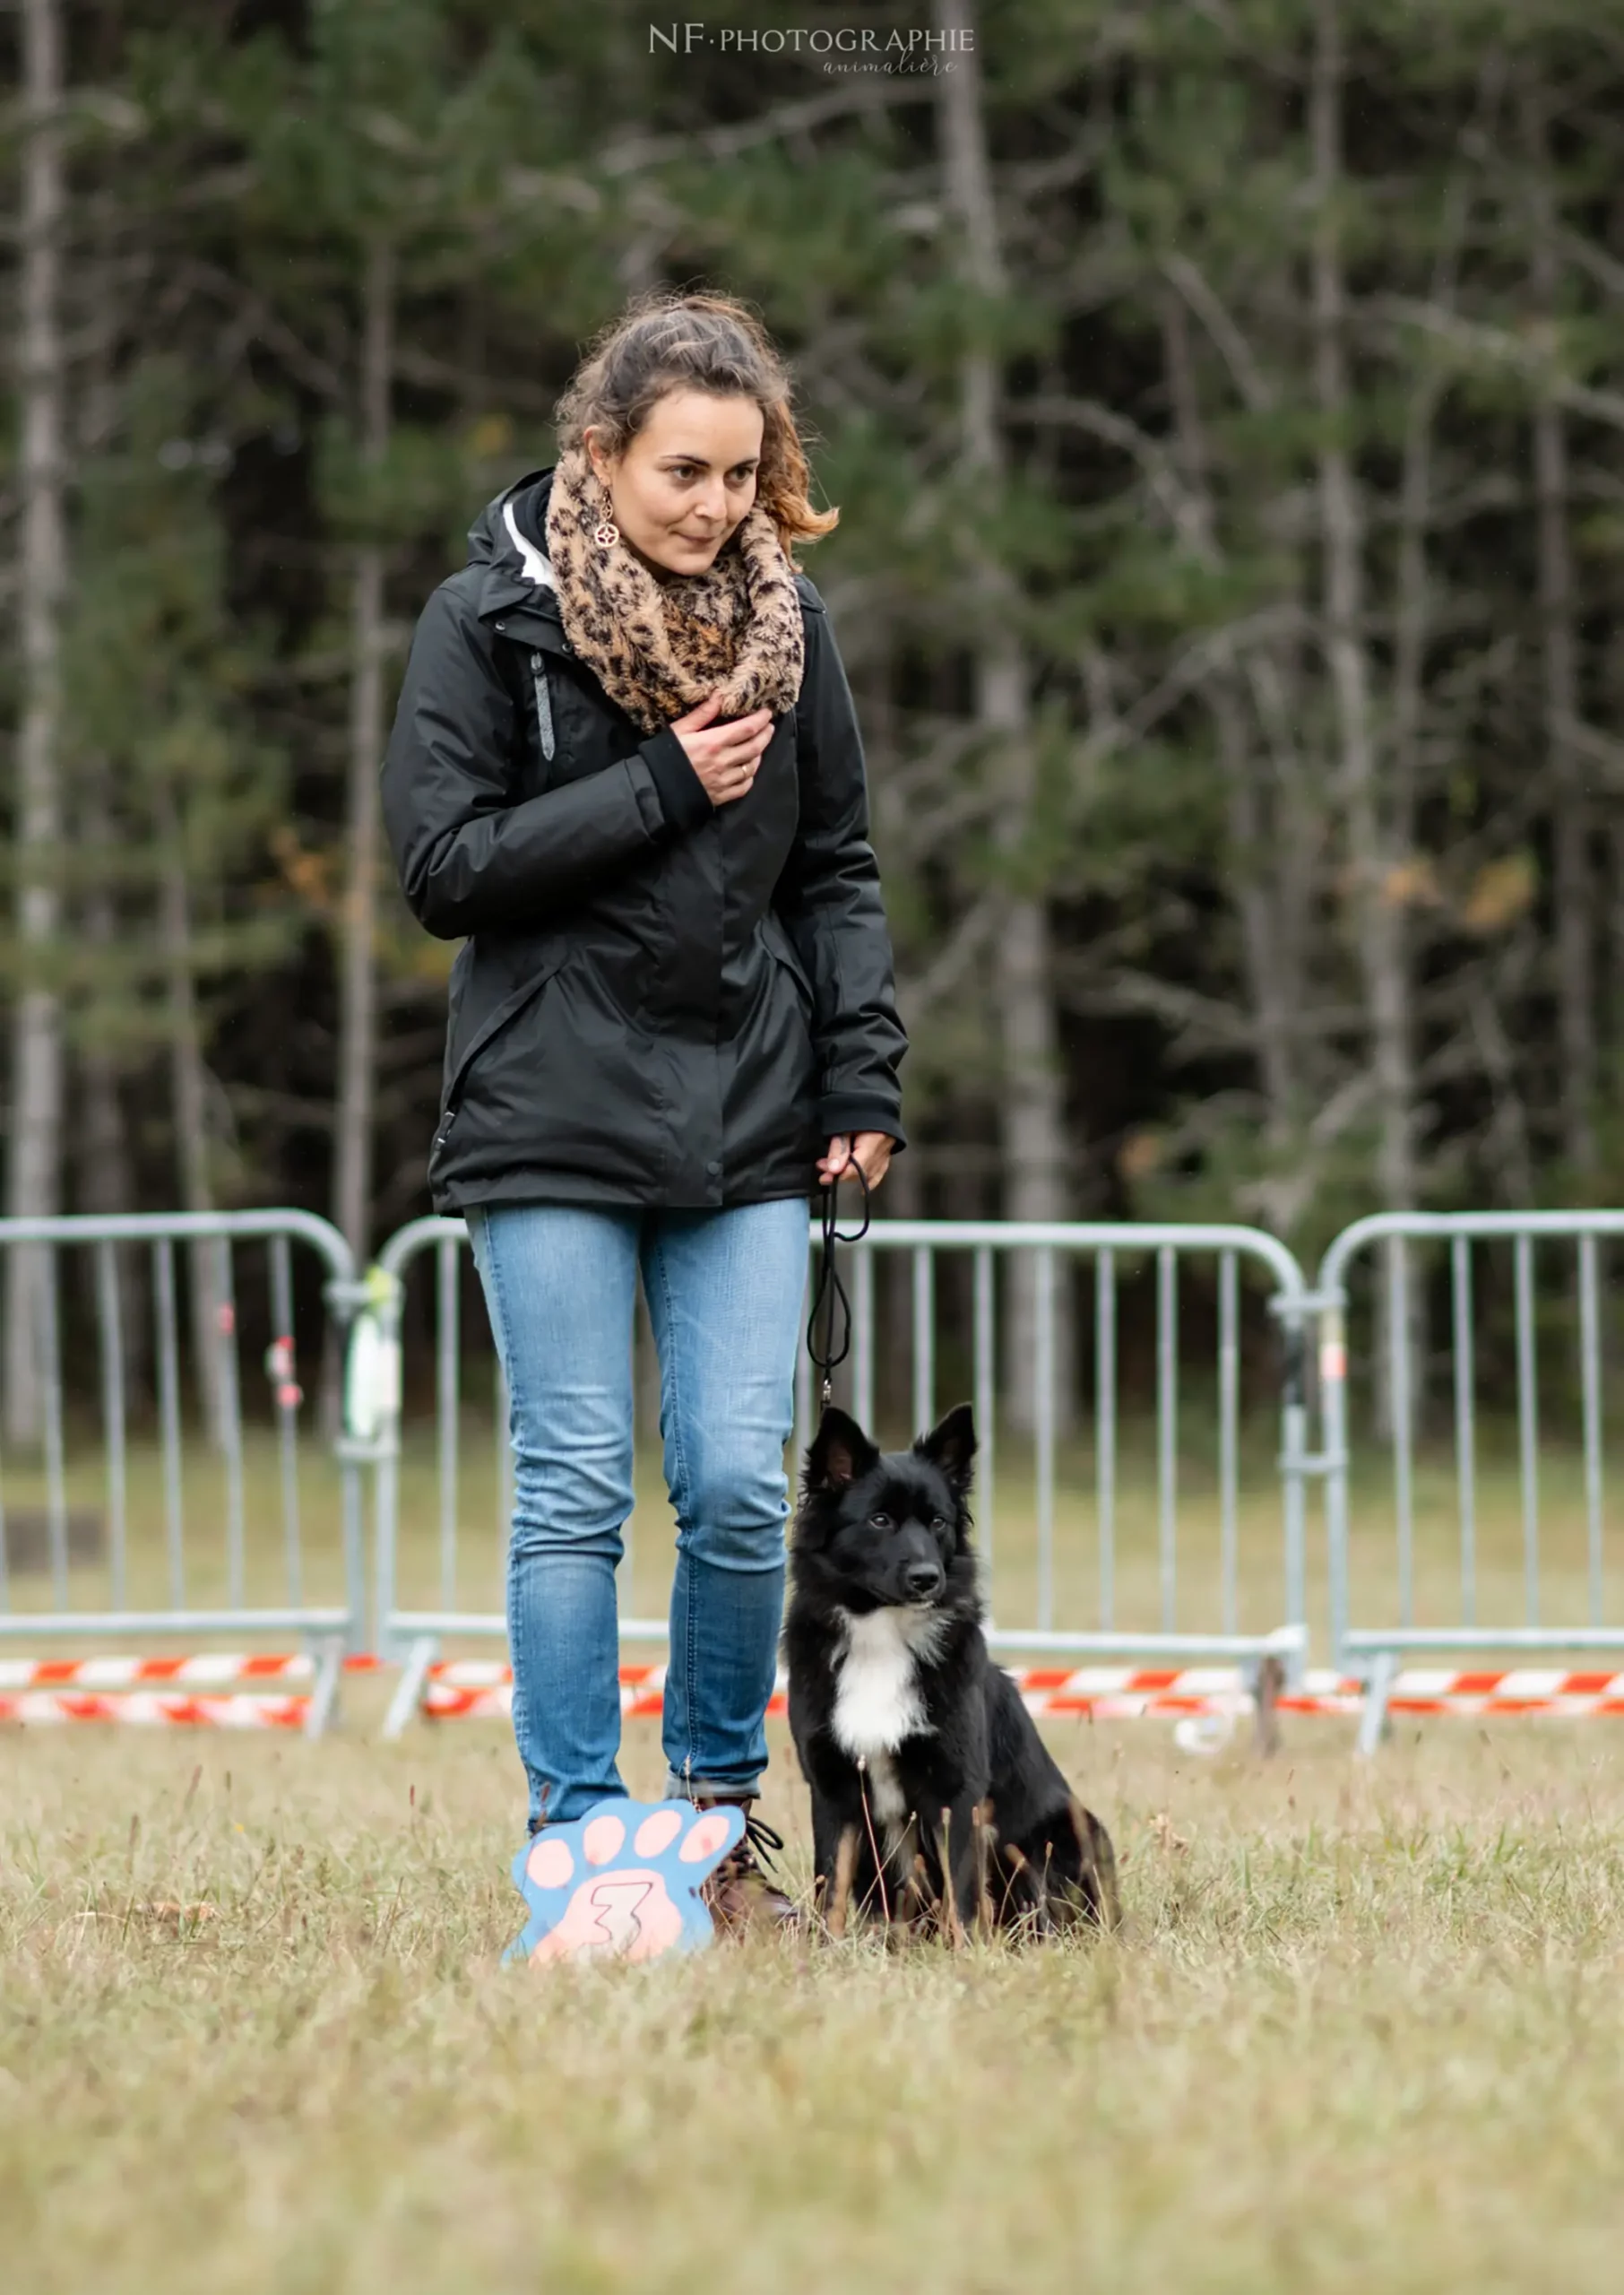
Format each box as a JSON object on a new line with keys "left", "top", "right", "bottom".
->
{"left": 383, "top": 1636, "right": 438, "bottom": 1741}
{"left": 305, "top": 1636, "right": 346, "bottom": 1741}
{"left": 1356, "top": 1650, "right": 1398, "bottom": 1759}
{"left": 1251, "top": 1653, "right": 1284, "bottom": 1759}
{"left": 1266, "top": 1620, "right": 1309, "bottom": 1692}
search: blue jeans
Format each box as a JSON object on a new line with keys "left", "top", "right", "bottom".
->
{"left": 464, "top": 1198, "right": 809, "bottom": 1827}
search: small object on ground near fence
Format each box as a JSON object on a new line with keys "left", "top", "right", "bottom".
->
{"left": 1253, "top": 1653, "right": 1285, "bottom": 1757}
{"left": 505, "top": 1797, "right": 747, "bottom": 1965}
{"left": 2, "top": 1510, "right": 105, "bottom": 1574}
{"left": 343, "top": 1266, "right": 403, "bottom": 1443}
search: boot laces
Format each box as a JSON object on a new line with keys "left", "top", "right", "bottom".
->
{"left": 719, "top": 1811, "right": 785, "bottom": 1878}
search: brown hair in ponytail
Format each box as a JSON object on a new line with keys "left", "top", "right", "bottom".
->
{"left": 551, "top": 290, "right": 838, "bottom": 569}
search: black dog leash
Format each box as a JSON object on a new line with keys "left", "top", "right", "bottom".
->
{"left": 807, "top": 1151, "right": 872, "bottom": 1407}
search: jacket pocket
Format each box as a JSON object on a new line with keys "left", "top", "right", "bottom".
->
{"left": 430, "top": 955, "right": 564, "bottom": 1176}
{"left": 761, "top": 909, "right": 815, "bottom": 1018}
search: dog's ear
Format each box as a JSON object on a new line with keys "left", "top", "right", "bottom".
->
{"left": 916, "top": 1401, "right": 976, "bottom": 1491}
{"left": 804, "top": 1404, "right": 880, "bottom": 1493}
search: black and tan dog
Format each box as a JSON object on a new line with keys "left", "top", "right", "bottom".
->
{"left": 784, "top": 1400, "right": 1119, "bottom": 1940}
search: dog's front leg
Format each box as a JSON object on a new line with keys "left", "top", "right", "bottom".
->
{"left": 934, "top": 1794, "right": 988, "bottom": 1945}
{"left": 808, "top": 1789, "right": 858, "bottom": 1936}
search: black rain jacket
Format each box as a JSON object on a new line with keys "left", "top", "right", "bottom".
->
{"left": 381, "top": 465, "right": 908, "bottom": 1215}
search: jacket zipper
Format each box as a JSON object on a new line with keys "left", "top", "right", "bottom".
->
{"left": 430, "top": 961, "right": 563, "bottom": 1169}
{"left": 530, "top": 649, "right": 555, "bottom": 763}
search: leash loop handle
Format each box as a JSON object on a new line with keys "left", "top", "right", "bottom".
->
{"left": 808, "top": 1152, "right": 871, "bottom": 1407}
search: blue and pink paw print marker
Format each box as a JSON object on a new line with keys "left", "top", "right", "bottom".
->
{"left": 505, "top": 1797, "right": 747, "bottom": 1965}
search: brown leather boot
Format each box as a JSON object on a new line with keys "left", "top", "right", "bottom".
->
{"left": 690, "top": 1797, "right": 798, "bottom": 1937}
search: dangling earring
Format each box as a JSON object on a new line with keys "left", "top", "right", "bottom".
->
{"left": 592, "top": 470, "right": 619, "bottom": 550}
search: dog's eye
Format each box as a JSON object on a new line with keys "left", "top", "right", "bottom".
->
{"left": 930, "top": 1514, "right": 948, "bottom": 1533}
{"left": 869, "top": 1511, "right": 893, "bottom": 1530}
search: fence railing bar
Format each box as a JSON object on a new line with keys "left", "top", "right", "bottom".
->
{"left": 152, "top": 1238, "right": 186, "bottom": 1611}
{"left": 854, "top": 1244, "right": 875, "bottom": 1434}
{"left": 1451, "top": 1235, "right": 1475, "bottom": 1630}
{"left": 1515, "top": 1232, "right": 1539, "bottom": 1628}
{"left": 1387, "top": 1235, "right": 1413, "bottom": 1631}
{"left": 217, "top": 1238, "right": 246, "bottom": 1614}
{"left": 267, "top": 1234, "right": 303, "bottom": 1607}
{"left": 437, "top": 1236, "right": 461, "bottom": 1614}
{"left": 1579, "top": 1233, "right": 1603, "bottom": 1628}
{"left": 972, "top": 1245, "right": 994, "bottom": 1587}
{"left": 911, "top": 1246, "right": 934, "bottom": 1439}
{"left": 1157, "top": 1246, "right": 1177, "bottom": 1633}
{"left": 1034, "top": 1245, "right": 1055, "bottom": 1633}
{"left": 41, "top": 1245, "right": 68, "bottom": 1612}
{"left": 1219, "top": 1249, "right": 1239, "bottom": 1639}
{"left": 1096, "top": 1248, "right": 1116, "bottom": 1633}
{"left": 0, "top": 1606, "right": 351, "bottom": 1639}
{"left": 95, "top": 1240, "right": 128, "bottom": 1612}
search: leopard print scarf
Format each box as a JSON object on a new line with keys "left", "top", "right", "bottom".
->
{"left": 543, "top": 441, "right": 805, "bottom": 738}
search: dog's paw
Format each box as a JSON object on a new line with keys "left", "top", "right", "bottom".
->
{"left": 505, "top": 1797, "right": 747, "bottom": 1966}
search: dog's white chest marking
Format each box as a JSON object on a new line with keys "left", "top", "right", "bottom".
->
{"left": 863, "top": 1751, "right": 909, "bottom": 1836}
{"left": 830, "top": 1608, "right": 943, "bottom": 1763}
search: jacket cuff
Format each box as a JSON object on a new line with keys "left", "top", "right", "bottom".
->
{"left": 817, "top": 1098, "right": 906, "bottom": 1152}
{"left": 640, "top": 724, "right": 713, "bottom": 834}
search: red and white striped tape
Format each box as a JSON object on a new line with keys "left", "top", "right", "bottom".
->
{"left": 0, "top": 1650, "right": 384, "bottom": 1726}
{"left": 0, "top": 1692, "right": 309, "bottom": 1729}
{"left": 420, "top": 1660, "right": 1624, "bottom": 1725}
{"left": 0, "top": 1653, "right": 315, "bottom": 1691}
{"left": 7, "top": 1654, "right": 1624, "bottom": 1728}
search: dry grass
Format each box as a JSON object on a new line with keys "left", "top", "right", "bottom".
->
{"left": 5, "top": 1412, "right": 1624, "bottom": 2289}
{"left": 5, "top": 1712, "right": 1624, "bottom": 2292}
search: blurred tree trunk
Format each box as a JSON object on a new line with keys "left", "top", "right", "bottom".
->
{"left": 1525, "top": 93, "right": 1595, "bottom": 1184}
{"left": 1160, "top": 291, "right": 1300, "bottom": 1161}
{"left": 4, "top": 0, "right": 68, "bottom": 1451}
{"left": 323, "top": 234, "right": 394, "bottom": 1438}
{"left": 1312, "top": 0, "right": 1415, "bottom": 1225}
{"left": 333, "top": 232, "right": 394, "bottom": 1271}
{"left": 937, "top": 0, "right": 1075, "bottom": 1434}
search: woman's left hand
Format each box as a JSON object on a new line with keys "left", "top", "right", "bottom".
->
{"left": 816, "top": 1131, "right": 894, "bottom": 1191}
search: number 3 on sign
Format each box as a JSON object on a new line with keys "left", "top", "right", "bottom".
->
{"left": 505, "top": 1797, "right": 747, "bottom": 1966}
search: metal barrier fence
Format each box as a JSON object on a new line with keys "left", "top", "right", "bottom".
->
{"left": 0, "top": 1211, "right": 368, "bottom": 1736}
{"left": 1317, "top": 1210, "right": 1624, "bottom": 1752}
{"left": 368, "top": 1215, "right": 1314, "bottom": 1736}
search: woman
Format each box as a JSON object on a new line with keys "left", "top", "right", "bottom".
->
{"left": 381, "top": 292, "right": 907, "bottom": 1931}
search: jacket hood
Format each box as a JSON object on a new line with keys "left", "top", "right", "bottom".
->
{"left": 466, "top": 464, "right": 556, "bottom": 576}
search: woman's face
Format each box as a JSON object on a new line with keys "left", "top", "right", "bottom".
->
{"left": 584, "top": 390, "right": 764, "bottom": 582}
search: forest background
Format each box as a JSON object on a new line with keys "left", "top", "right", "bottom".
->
{"left": 4, "top": 0, "right": 1623, "bottom": 1439}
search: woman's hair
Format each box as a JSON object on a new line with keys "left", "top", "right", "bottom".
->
{"left": 551, "top": 290, "right": 838, "bottom": 567}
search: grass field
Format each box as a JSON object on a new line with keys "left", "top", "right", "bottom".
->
{"left": 5, "top": 1711, "right": 1624, "bottom": 2293}
{"left": 5, "top": 1416, "right": 1624, "bottom": 2290}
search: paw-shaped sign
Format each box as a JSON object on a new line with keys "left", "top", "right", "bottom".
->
{"left": 505, "top": 1797, "right": 747, "bottom": 1966}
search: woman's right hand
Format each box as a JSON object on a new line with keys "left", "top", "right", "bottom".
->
{"left": 669, "top": 691, "right": 774, "bottom": 808}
